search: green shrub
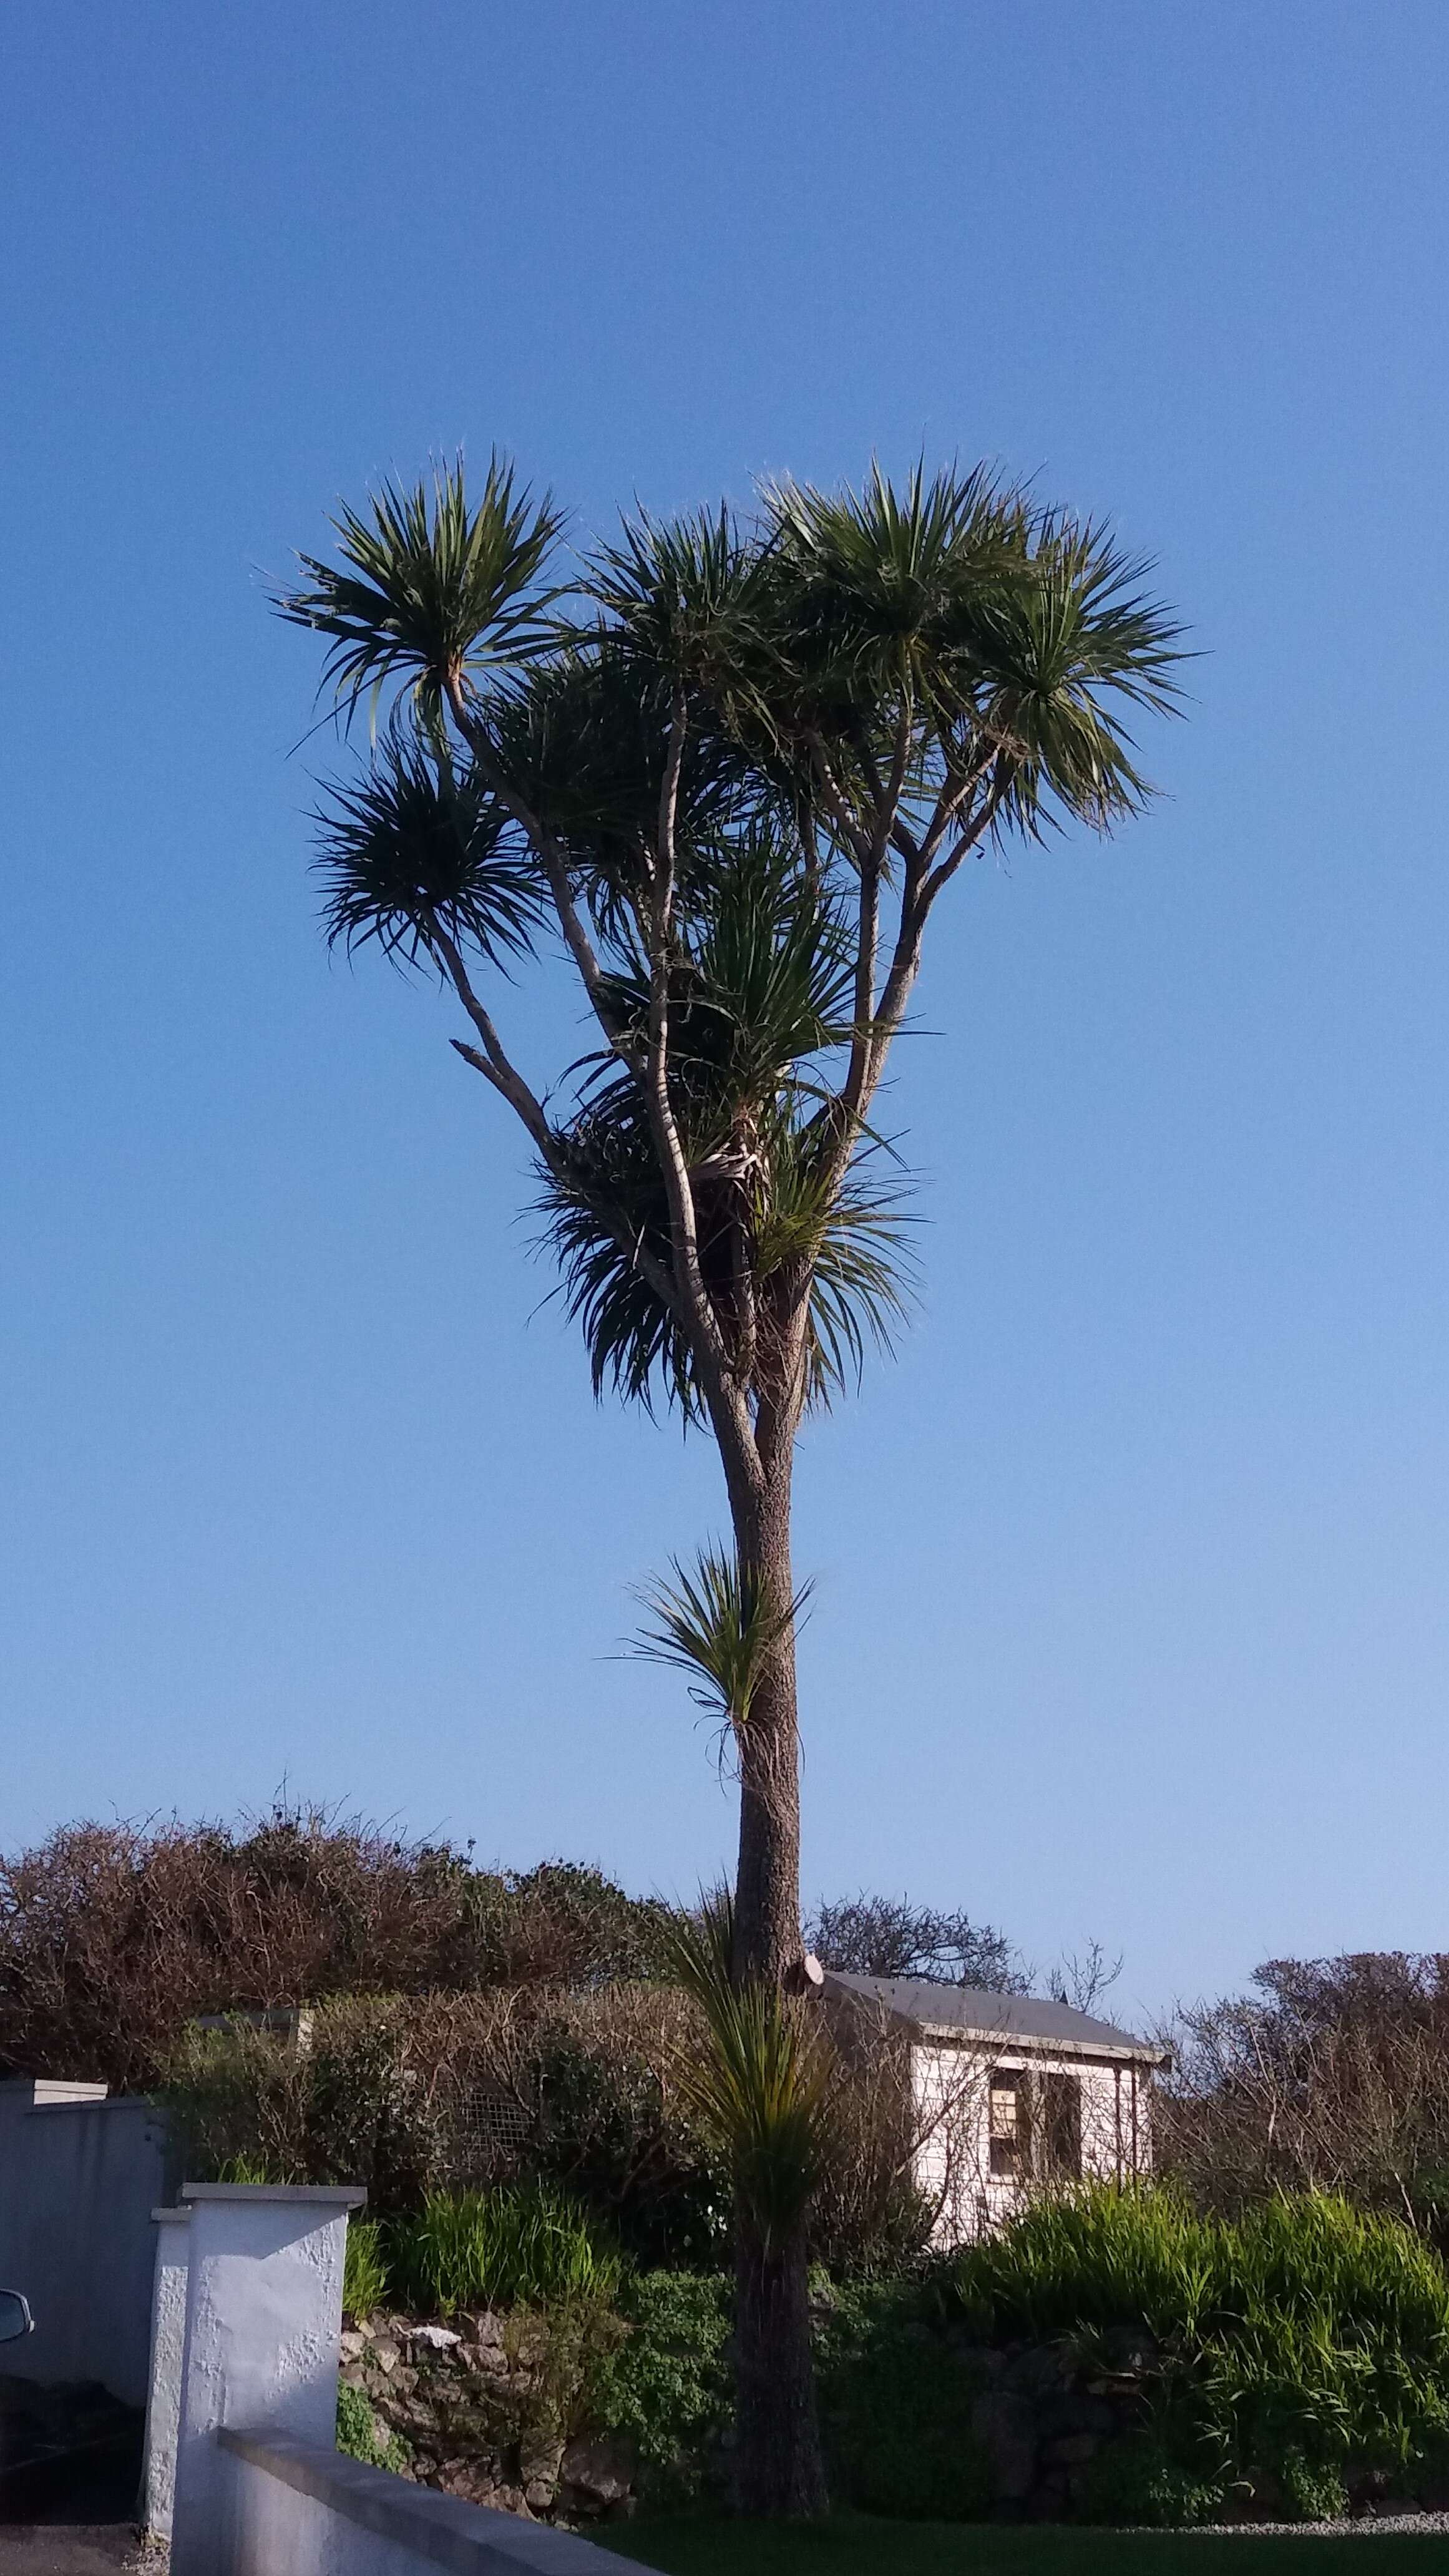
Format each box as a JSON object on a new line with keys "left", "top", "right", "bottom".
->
{"left": 587, "top": 2270, "right": 733, "bottom": 2493}
{"left": 343, "top": 2218, "right": 388, "bottom": 2320}
{"left": 387, "top": 2183, "right": 620, "bottom": 2317}
{"left": 814, "top": 2277, "right": 992, "bottom": 2519}
{"left": 1081, "top": 2435, "right": 1224, "bottom": 2527}
{"left": 336, "top": 2380, "right": 411, "bottom": 2472}
{"left": 1277, "top": 2448, "right": 1349, "bottom": 2521}
{"left": 947, "top": 2184, "right": 1449, "bottom": 2512}
{"left": 534, "top": 2025, "right": 729, "bottom": 2267}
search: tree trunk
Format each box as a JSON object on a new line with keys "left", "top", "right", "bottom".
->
{"left": 730, "top": 1427, "right": 803, "bottom": 1989}
{"left": 733, "top": 2218, "right": 829, "bottom": 2518}
{"left": 719, "top": 1377, "right": 827, "bottom": 2516}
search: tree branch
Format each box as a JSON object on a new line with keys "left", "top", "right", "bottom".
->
{"left": 842, "top": 699, "right": 914, "bottom": 1123}
{"left": 814, "top": 756, "right": 1015, "bottom": 1198}
{"left": 642, "top": 691, "right": 745, "bottom": 1423}
{"left": 442, "top": 673, "right": 759, "bottom": 1491}
{"left": 436, "top": 935, "right": 689, "bottom": 1337}
{"left": 432, "top": 924, "right": 555, "bottom": 1158}
{"left": 442, "top": 672, "right": 636, "bottom": 1068}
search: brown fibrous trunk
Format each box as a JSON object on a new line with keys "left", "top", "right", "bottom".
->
{"left": 733, "top": 2219, "right": 829, "bottom": 2518}
{"left": 715, "top": 1357, "right": 828, "bottom": 2515}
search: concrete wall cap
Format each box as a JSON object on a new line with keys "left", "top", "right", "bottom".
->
{"left": 151, "top": 2207, "right": 192, "bottom": 2225}
{"left": 218, "top": 2429, "right": 646, "bottom": 2572}
{"left": 182, "top": 2182, "right": 367, "bottom": 2207}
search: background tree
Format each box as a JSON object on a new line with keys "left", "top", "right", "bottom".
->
{"left": 280, "top": 456, "right": 1181, "bottom": 2508}
{"left": 807, "top": 1891, "right": 1026, "bottom": 1991}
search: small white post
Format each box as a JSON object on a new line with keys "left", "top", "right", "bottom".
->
{"left": 140, "top": 2205, "right": 190, "bottom": 2540}
{"left": 168, "top": 2181, "right": 364, "bottom": 2576}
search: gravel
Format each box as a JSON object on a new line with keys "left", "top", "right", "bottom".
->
{"left": 1189, "top": 2514, "right": 1449, "bottom": 2537}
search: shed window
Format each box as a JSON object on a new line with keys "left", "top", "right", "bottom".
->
{"left": 1042, "top": 2072, "right": 1083, "bottom": 2180}
{"left": 988, "top": 2076, "right": 1030, "bottom": 2177}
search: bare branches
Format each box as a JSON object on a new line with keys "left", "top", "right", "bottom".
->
{"left": 1158, "top": 1953, "right": 1449, "bottom": 2223}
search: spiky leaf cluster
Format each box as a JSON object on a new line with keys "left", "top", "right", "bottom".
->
{"left": 281, "top": 453, "right": 1182, "bottom": 1424}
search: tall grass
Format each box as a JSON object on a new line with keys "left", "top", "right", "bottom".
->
{"left": 947, "top": 2185, "right": 1449, "bottom": 2476}
{"left": 343, "top": 2218, "right": 389, "bottom": 2320}
{"left": 387, "top": 2183, "right": 620, "bottom": 2317}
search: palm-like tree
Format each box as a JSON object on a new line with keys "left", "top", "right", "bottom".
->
{"left": 279, "top": 454, "right": 1183, "bottom": 2509}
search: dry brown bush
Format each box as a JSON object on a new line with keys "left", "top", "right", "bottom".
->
{"left": 1, "top": 1807, "right": 954, "bottom": 2266}
{"left": 163, "top": 1976, "right": 934, "bottom": 2266}
{"left": 0, "top": 1808, "right": 673, "bottom": 2092}
{"left": 1158, "top": 1951, "right": 1449, "bottom": 2232}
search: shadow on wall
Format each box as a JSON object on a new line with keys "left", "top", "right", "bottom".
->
{"left": 0, "top": 2080, "right": 172, "bottom": 2409}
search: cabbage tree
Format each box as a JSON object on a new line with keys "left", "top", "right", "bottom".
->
{"left": 278, "top": 456, "right": 1181, "bottom": 2509}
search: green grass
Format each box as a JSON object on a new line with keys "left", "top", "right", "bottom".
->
{"left": 386, "top": 2182, "right": 620, "bottom": 2316}
{"left": 596, "top": 2519, "right": 1449, "bottom": 2575}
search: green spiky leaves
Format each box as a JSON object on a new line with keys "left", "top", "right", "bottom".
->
{"left": 630, "top": 1544, "right": 814, "bottom": 1744}
{"left": 315, "top": 744, "right": 549, "bottom": 970}
{"left": 277, "top": 454, "right": 565, "bottom": 731}
{"left": 661, "top": 1888, "right": 832, "bottom": 2256}
{"left": 283, "top": 449, "right": 1182, "bottom": 1432}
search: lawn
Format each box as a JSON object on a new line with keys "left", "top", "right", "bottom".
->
{"left": 597, "top": 2519, "right": 1449, "bottom": 2575}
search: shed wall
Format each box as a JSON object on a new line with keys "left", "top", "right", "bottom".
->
{"left": 910, "top": 2043, "right": 1151, "bottom": 2245}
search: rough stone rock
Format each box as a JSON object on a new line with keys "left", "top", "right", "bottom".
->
{"left": 436, "top": 2461, "right": 499, "bottom": 2506}
{"left": 970, "top": 2391, "right": 1037, "bottom": 2501}
{"left": 1005, "top": 2344, "right": 1071, "bottom": 2398}
{"left": 1045, "top": 2432, "right": 1100, "bottom": 2467}
{"left": 370, "top": 2337, "right": 400, "bottom": 2374}
{"left": 520, "top": 2434, "right": 565, "bottom": 2489}
{"left": 407, "top": 2324, "right": 462, "bottom": 2352}
{"left": 560, "top": 2432, "right": 637, "bottom": 2509}
{"left": 1037, "top": 2391, "right": 1115, "bottom": 2442}
{"left": 1028, "top": 2469, "right": 1070, "bottom": 2520}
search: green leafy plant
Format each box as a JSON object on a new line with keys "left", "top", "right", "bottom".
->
{"left": 813, "top": 2276, "right": 993, "bottom": 2520}
{"left": 660, "top": 1890, "right": 832, "bottom": 2261}
{"left": 660, "top": 1890, "right": 834, "bottom": 2512}
{"left": 948, "top": 2183, "right": 1449, "bottom": 2515}
{"left": 1080, "top": 2435, "right": 1224, "bottom": 2528}
{"left": 587, "top": 2270, "right": 733, "bottom": 2496}
{"left": 1277, "top": 2447, "right": 1350, "bottom": 2521}
{"left": 336, "top": 2379, "right": 411, "bottom": 2473}
{"left": 387, "top": 2183, "right": 620, "bottom": 2318}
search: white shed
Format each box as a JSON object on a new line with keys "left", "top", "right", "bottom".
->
{"left": 821, "top": 1971, "right": 1169, "bottom": 2248}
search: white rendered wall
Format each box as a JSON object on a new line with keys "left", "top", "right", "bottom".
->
{"left": 0, "top": 2081, "right": 169, "bottom": 2403}
{"left": 222, "top": 2434, "right": 643, "bottom": 2575}
{"left": 168, "top": 2183, "right": 363, "bottom": 2576}
{"left": 140, "top": 2205, "right": 190, "bottom": 2540}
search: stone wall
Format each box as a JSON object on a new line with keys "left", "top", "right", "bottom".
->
{"left": 347, "top": 2301, "right": 1449, "bottom": 2531}
{"left": 340, "top": 2313, "right": 638, "bottom": 2529}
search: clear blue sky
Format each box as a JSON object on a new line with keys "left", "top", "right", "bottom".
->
{"left": 2, "top": 1, "right": 1447, "bottom": 2019}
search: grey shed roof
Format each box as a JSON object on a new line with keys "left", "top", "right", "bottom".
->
{"left": 821, "top": 1971, "right": 1168, "bottom": 2066}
